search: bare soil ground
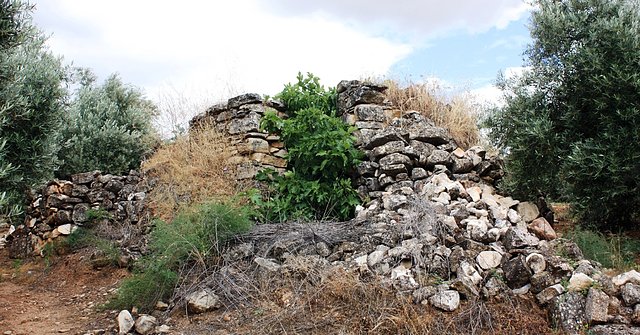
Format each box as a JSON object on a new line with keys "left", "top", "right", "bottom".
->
{"left": 0, "top": 248, "right": 127, "bottom": 335}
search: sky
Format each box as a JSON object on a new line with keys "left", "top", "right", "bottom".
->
{"left": 31, "top": 0, "right": 533, "bottom": 127}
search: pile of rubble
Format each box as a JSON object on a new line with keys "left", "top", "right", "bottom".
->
{"left": 203, "top": 81, "right": 640, "bottom": 334}
{"left": 5, "top": 170, "right": 150, "bottom": 258}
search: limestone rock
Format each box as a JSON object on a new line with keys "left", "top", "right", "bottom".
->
{"left": 186, "top": 288, "right": 222, "bottom": 314}
{"left": 517, "top": 202, "right": 539, "bottom": 223}
{"left": 567, "top": 273, "right": 595, "bottom": 291}
{"left": 117, "top": 310, "right": 134, "bottom": 334}
{"left": 622, "top": 283, "right": 640, "bottom": 306}
{"left": 355, "top": 104, "right": 385, "bottom": 122}
{"left": 476, "top": 251, "right": 502, "bottom": 270}
{"left": 254, "top": 257, "right": 281, "bottom": 272}
{"left": 227, "top": 93, "right": 262, "bottom": 108}
{"left": 550, "top": 292, "right": 587, "bottom": 334}
{"left": 536, "top": 284, "right": 565, "bottom": 305}
{"left": 502, "top": 227, "right": 540, "bottom": 250}
{"left": 589, "top": 325, "right": 640, "bottom": 335}
{"left": 525, "top": 253, "right": 546, "bottom": 274}
{"left": 427, "top": 150, "right": 450, "bottom": 166}
{"left": 134, "top": 315, "right": 157, "bottom": 335}
{"left": 528, "top": 217, "right": 557, "bottom": 240}
{"left": 585, "top": 288, "right": 609, "bottom": 324}
{"left": 612, "top": 270, "right": 640, "bottom": 286}
{"left": 429, "top": 290, "right": 460, "bottom": 311}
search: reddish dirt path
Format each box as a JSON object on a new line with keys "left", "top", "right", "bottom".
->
{"left": 0, "top": 249, "right": 128, "bottom": 335}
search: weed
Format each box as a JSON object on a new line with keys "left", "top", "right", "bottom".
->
{"left": 85, "top": 208, "right": 111, "bottom": 222}
{"left": 564, "top": 226, "right": 640, "bottom": 270}
{"left": 107, "top": 200, "right": 254, "bottom": 312}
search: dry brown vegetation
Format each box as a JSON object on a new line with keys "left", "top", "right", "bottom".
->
{"left": 176, "top": 265, "right": 553, "bottom": 335}
{"left": 382, "top": 80, "right": 481, "bottom": 149}
{"left": 142, "top": 121, "right": 247, "bottom": 222}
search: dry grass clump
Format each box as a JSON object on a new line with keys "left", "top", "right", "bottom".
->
{"left": 383, "top": 80, "right": 481, "bottom": 149}
{"left": 180, "top": 263, "right": 553, "bottom": 335}
{"left": 142, "top": 121, "right": 246, "bottom": 222}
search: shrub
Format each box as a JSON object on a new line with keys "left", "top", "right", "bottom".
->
{"left": 485, "top": 0, "right": 640, "bottom": 228}
{"left": 0, "top": 1, "right": 67, "bottom": 219}
{"left": 108, "top": 201, "right": 253, "bottom": 311}
{"left": 57, "top": 71, "right": 158, "bottom": 178}
{"left": 383, "top": 80, "right": 480, "bottom": 149}
{"left": 142, "top": 120, "right": 242, "bottom": 223}
{"left": 256, "top": 73, "right": 362, "bottom": 222}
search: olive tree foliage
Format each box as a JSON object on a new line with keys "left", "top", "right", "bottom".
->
{"left": 0, "top": 0, "right": 67, "bottom": 218}
{"left": 57, "top": 71, "right": 158, "bottom": 178}
{"left": 486, "top": 0, "right": 640, "bottom": 228}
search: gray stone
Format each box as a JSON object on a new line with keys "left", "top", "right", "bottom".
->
{"left": 370, "top": 141, "right": 405, "bottom": 160}
{"left": 409, "top": 127, "right": 450, "bottom": 145}
{"left": 356, "top": 161, "right": 379, "bottom": 177}
{"left": 254, "top": 257, "right": 282, "bottom": 272}
{"left": 426, "top": 150, "right": 450, "bottom": 166}
{"left": 452, "top": 157, "right": 474, "bottom": 174}
{"left": 134, "top": 315, "right": 157, "bottom": 335}
{"left": 413, "top": 286, "right": 437, "bottom": 303}
{"left": 411, "top": 167, "right": 428, "bottom": 180}
{"left": 503, "top": 255, "right": 532, "bottom": 289}
{"left": 530, "top": 271, "right": 562, "bottom": 294}
{"left": 536, "top": 284, "right": 565, "bottom": 305}
{"left": 379, "top": 163, "right": 407, "bottom": 176}
{"left": 228, "top": 112, "right": 261, "bottom": 135}
{"left": 383, "top": 194, "right": 407, "bottom": 211}
{"left": 585, "top": 288, "right": 609, "bottom": 324}
{"left": 379, "top": 153, "right": 412, "bottom": 167}
{"left": 466, "top": 219, "right": 488, "bottom": 242}
{"left": 355, "top": 104, "right": 385, "bottom": 122}
{"left": 368, "top": 245, "right": 390, "bottom": 267}
{"left": 612, "top": 270, "right": 640, "bottom": 286}
{"left": 355, "top": 121, "right": 384, "bottom": 129}
{"left": 72, "top": 203, "right": 90, "bottom": 223}
{"left": 517, "top": 202, "right": 539, "bottom": 223}
{"left": 502, "top": 227, "right": 540, "bottom": 250}
{"left": 525, "top": 253, "right": 546, "bottom": 274}
{"left": 429, "top": 290, "right": 460, "bottom": 311}
{"left": 362, "top": 130, "right": 405, "bottom": 150}
{"left": 589, "top": 325, "right": 640, "bottom": 335}
{"left": 550, "top": 292, "right": 587, "bottom": 334}
{"left": 246, "top": 138, "right": 270, "bottom": 153}
{"left": 71, "top": 171, "right": 99, "bottom": 184}
{"left": 622, "top": 283, "right": 640, "bottom": 306}
{"left": 227, "top": 93, "right": 263, "bottom": 108}
{"left": 186, "top": 288, "right": 222, "bottom": 314}
{"left": 117, "top": 310, "right": 134, "bottom": 335}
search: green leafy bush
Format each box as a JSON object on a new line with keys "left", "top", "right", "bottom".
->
{"left": 108, "top": 201, "right": 253, "bottom": 311}
{"left": 57, "top": 71, "right": 158, "bottom": 178}
{"left": 485, "top": 0, "right": 640, "bottom": 228}
{"left": 0, "top": 1, "right": 67, "bottom": 219}
{"left": 256, "top": 73, "right": 362, "bottom": 222}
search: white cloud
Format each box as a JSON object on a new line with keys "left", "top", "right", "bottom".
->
{"left": 470, "top": 66, "right": 530, "bottom": 106}
{"left": 259, "top": 0, "right": 532, "bottom": 40}
{"left": 32, "top": 0, "right": 412, "bottom": 106}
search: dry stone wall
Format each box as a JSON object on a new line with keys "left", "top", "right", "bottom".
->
{"left": 189, "top": 93, "right": 288, "bottom": 180}
{"left": 6, "top": 170, "right": 151, "bottom": 258}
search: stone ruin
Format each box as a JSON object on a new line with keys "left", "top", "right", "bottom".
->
{"left": 4, "top": 170, "right": 151, "bottom": 260}
{"left": 185, "top": 80, "right": 640, "bottom": 334}
{"left": 2, "top": 79, "right": 640, "bottom": 334}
